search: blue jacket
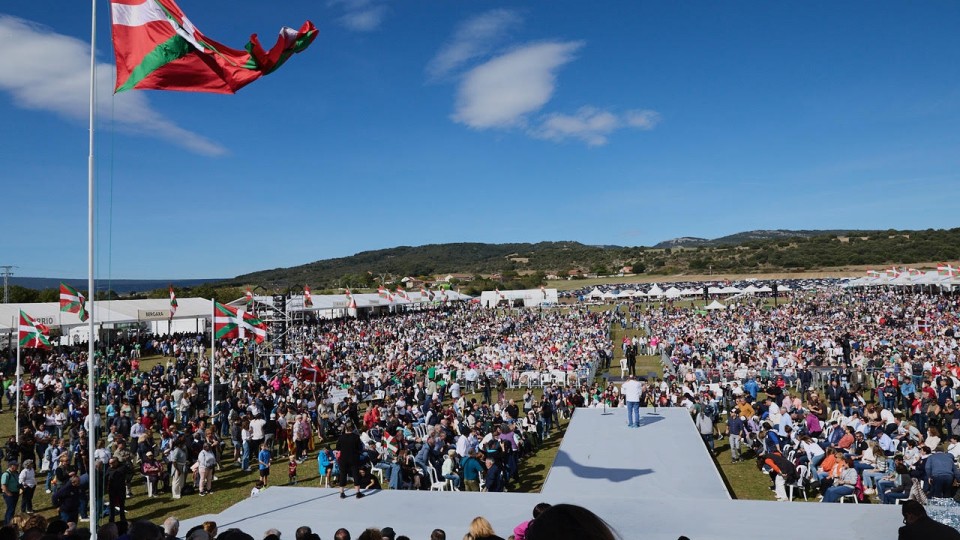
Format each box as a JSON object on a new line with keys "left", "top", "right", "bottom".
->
{"left": 925, "top": 452, "right": 959, "bottom": 479}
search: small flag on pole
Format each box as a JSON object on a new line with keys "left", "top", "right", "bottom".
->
{"left": 169, "top": 285, "right": 178, "bottom": 322}
{"left": 304, "top": 285, "right": 313, "bottom": 307}
{"left": 245, "top": 288, "right": 254, "bottom": 309}
{"left": 19, "top": 311, "right": 51, "bottom": 350}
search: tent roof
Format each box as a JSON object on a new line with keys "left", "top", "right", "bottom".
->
{"left": 0, "top": 297, "right": 214, "bottom": 333}
{"left": 705, "top": 300, "right": 727, "bottom": 310}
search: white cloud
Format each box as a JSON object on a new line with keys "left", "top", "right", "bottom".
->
{"left": 531, "top": 107, "right": 661, "bottom": 146}
{"left": 626, "top": 109, "right": 661, "bottom": 130}
{"left": 329, "top": 0, "right": 387, "bottom": 32}
{"left": 0, "top": 16, "right": 225, "bottom": 156}
{"left": 452, "top": 41, "right": 582, "bottom": 129}
{"left": 426, "top": 9, "right": 522, "bottom": 80}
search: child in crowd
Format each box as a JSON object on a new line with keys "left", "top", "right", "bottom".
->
{"left": 288, "top": 455, "right": 298, "bottom": 485}
{"left": 251, "top": 480, "right": 264, "bottom": 497}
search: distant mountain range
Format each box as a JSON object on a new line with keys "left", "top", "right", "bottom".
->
{"left": 9, "top": 277, "right": 223, "bottom": 294}
{"left": 12, "top": 228, "right": 960, "bottom": 293}
{"left": 653, "top": 229, "right": 865, "bottom": 248}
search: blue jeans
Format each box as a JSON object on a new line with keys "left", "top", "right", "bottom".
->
{"left": 2, "top": 493, "right": 17, "bottom": 525}
{"left": 821, "top": 484, "right": 854, "bottom": 503}
{"left": 241, "top": 441, "right": 250, "bottom": 471}
{"left": 626, "top": 401, "right": 640, "bottom": 427}
{"left": 862, "top": 469, "right": 885, "bottom": 489}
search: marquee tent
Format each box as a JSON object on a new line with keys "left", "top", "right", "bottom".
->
{"left": 705, "top": 300, "right": 727, "bottom": 310}
{"left": 479, "top": 288, "right": 558, "bottom": 307}
{"left": 0, "top": 297, "right": 215, "bottom": 335}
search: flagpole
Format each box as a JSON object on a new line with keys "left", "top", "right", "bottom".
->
{"left": 210, "top": 300, "right": 215, "bottom": 417}
{"left": 86, "top": 0, "right": 99, "bottom": 534}
{"left": 15, "top": 326, "right": 20, "bottom": 443}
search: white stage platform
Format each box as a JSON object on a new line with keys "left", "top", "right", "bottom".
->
{"left": 181, "top": 408, "right": 915, "bottom": 540}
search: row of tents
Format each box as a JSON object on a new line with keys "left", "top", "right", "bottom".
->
{"left": 584, "top": 283, "right": 791, "bottom": 300}
{"left": 844, "top": 269, "right": 960, "bottom": 289}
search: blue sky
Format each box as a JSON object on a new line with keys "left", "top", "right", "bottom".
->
{"left": 1, "top": 1, "right": 958, "bottom": 279}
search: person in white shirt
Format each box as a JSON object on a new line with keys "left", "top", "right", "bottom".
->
{"left": 621, "top": 375, "right": 643, "bottom": 428}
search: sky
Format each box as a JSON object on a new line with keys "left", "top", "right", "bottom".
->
{"left": 1, "top": 1, "right": 959, "bottom": 280}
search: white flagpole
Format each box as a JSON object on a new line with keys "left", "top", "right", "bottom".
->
{"left": 86, "top": 0, "right": 99, "bottom": 534}
{"left": 210, "top": 300, "right": 215, "bottom": 417}
{"left": 15, "top": 323, "right": 20, "bottom": 442}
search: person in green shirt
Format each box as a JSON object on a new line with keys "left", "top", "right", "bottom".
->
{"left": 1, "top": 461, "right": 20, "bottom": 525}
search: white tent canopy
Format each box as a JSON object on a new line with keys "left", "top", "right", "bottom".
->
{"left": 705, "top": 300, "right": 727, "bottom": 310}
{"left": 479, "top": 288, "right": 558, "bottom": 307}
{"left": 0, "top": 297, "right": 215, "bottom": 334}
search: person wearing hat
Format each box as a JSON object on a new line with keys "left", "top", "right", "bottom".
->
{"left": 0, "top": 461, "right": 18, "bottom": 524}
{"left": 141, "top": 451, "right": 162, "bottom": 498}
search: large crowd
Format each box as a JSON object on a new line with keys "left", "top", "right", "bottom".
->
{"left": 0, "top": 303, "right": 613, "bottom": 529}
{"left": 611, "top": 287, "right": 960, "bottom": 506}
{"left": 2, "top": 284, "right": 960, "bottom": 537}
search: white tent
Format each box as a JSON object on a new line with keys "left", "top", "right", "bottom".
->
{"left": 742, "top": 285, "right": 759, "bottom": 294}
{"left": 704, "top": 300, "right": 727, "bottom": 310}
{"left": 587, "top": 288, "right": 605, "bottom": 300}
{"left": 680, "top": 288, "right": 700, "bottom": 296}
{"left": 664, "top": 287, "right": 682, "bottom": 299}
{"left": 479, "top": 288, "right": 559, "bottom": 308}
{"left": 647, "top": 284, "right": 664, "bottom": 297}
{"left": 720, "top": 286, "right": 742, "bottom": 294}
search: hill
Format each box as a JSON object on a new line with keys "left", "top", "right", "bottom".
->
{"left": 9, "top": 277, "right": 224, "bottom": 294}
{"left": 654, "top": 229, "right": 863, "bottom": 248}
{"left": 228, "top": 228, "right": 960, "bottom": 290}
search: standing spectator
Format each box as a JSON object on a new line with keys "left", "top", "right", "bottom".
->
{"left": 0, "top": 461, "right": 18, "bottom": 524}
{"left": 52, "top": 473, "right": 82, "bottom": 524}
{"left": 18, "top": 460, "right": 36, "bottom": 514}
{"left": 336, "top": 422, "right": 363, "bottom": 499}
{"left": 105, "top": 457, "right": 127, "bottom": 523}
{"left": 141, "top": 451, "right": 162, "bottom": 498}
{"left": 257, "top": 443, "right": 271, "bottom": 488}
{"left": 169, "top": 440, "right": 187, "bottom": 500}
{"left": 197, "top": 444, "right": 218, "bottom": 496}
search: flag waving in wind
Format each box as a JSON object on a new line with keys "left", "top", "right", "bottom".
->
{"left": 169, "top": 285, "right": 178, "bottom": 322}
{"left": 245, "top": 288, "right": 254, "bottom": 309}
{"left": 59, "top": 283, "right": 89, "bottom": 322}
{"left": 110, "top": 0, "right": 318, "bottom": 94}
{"left": 19, "top": 311, "right": 51, "bottom": 350}
{"left": 214, "top": 302, "right": 267, "bottom": 343}
{"left": 304, "top": 285, "right": 313, "bottom": 307}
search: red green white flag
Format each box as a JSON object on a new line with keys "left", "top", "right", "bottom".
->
{"left": 213, "top": 301, "right": 267, "bottom": 343}
{"left": 110, "top": 0, "right": 318, "bottom": 94}
{"left": 59, "top": 283, "right": 89, "bottom": 322}
{"left": 19, "top": 311, "right": 51, "bottom": 350}
{"left": 245, "top": 288, "right": 254, "bottom": 309}
{"left": 169, "top": 285, "right": 178, "bottom": 321}
{"left": 304, "top": 285, "right": 313, "bottom": 307}
{"left": 395, "top": 287, "right": 409, "bottom": 301}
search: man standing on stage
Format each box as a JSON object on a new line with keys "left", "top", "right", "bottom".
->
{"left": 621, "top": 375, "right": 642, "bottom": 428}
{"left": 336, "top": 422, "right": 364, "bottom": 499}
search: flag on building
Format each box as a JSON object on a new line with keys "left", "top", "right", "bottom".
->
{"left": 395, "top": 287, "right": 409, "bottom": 301}
{"left": 19, "top": 311, "right": 51, "bottom": 350}
{"left": 938, "top": 263, "right": 958, "bottom": 277}
{"left": 378, "top": 285, "right": 390, "bottom": 300}
{"left": 110, "top": 0, "right": 318, "bottom": 94}
{"left": 540, "top": 285, "right": 547, "bottom": 299}
{"left": 214, "top": 302, "right": 267, "bottom": 343}
{"left": 245, "top": 288, "right": 254, "bottom": 309}
{"left": 59, "top": 283, "right": 89, "bottom": 322}
{"left": 304, "top": 285, "right": 313, "bottom": 307}
{"left": 908, "top": 268, "right": 921, "bottom": 276}
{"left": 169, "top": 285, "right": 178, "bottom": 322}
{"left": 885, "top": 267, "right": 901, "bottom": 278}
{"left": 866, "top": 270, "right": 880, "bottom": 278}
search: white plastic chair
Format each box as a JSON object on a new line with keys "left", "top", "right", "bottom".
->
{"left": 620, "top": 358, "right": 628, "bottom": 378}
{"left": 838, "top": 492, "right": 859, "bottom": 504}
{"left": 428, "top": 466, "right": 448, "bottom": 491}
{"left": 786, "top": 465, "right": 808, "bottom": 501}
